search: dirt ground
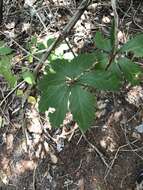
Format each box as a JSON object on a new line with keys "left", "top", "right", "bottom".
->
{"left": 1, "top": 0, "right": 143, "bottom": 190}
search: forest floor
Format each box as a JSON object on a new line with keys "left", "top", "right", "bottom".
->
{"left": 1, "top": 0, "right": 143, "bottom": 190}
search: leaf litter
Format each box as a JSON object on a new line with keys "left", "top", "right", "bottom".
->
{"left": 1, "top": 0, "right": 143, "bottom": 190}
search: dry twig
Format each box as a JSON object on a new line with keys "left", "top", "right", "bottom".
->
{"left": 82, "top": 133, "right": 109, "bottom": 169}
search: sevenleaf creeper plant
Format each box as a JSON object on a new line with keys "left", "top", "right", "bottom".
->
{"left": 38, "top": 32, "right": 143, "bottom": 132}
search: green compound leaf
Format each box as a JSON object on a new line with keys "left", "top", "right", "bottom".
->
{"left": 0, "top": 56, "right": 16, "bottom": 87}
{"left": 45, "top": 53, "right": 96, "bottom": 78}
{"left": 110, "top": 62, "right": 123, "bottom": 79}
{"left": 70, "top": 85, "right": 95, "bottom": 132}
{"left": 65, "top": 53, "right": 96, "bottom": 78}
{"left": 38, "top": 31, "right": 143, "bottom": 132}
{"left": 94, "top": 51, "right": 109, "bottom": 69}
{"left": 80, "top": 70, "right": 121, "bottom": 91}
{"left": 41, "top": 59, "right": 69, "bottom": 88}
{"left": 120, "top": 33, "right": 143, "bottom": 57}
{"left": 39, "top": 84, "right": 70, "bottom": 127}
{"left": 118, "top": 58, "right": 142, "bottom": 85}
{"left": 94, "top": 31, "right": 112, "bottom": 52}
{"left": 38, "top": 56, "right": 96, "bottom": 129}
{"left": 39, "top": 71, "right": 65, "bottom": 90}
{"left": 38, "top": 59, "right": 70, "bottom": 127}
{"left": 48, "top": 53, "right": 96, "bottom": 78}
